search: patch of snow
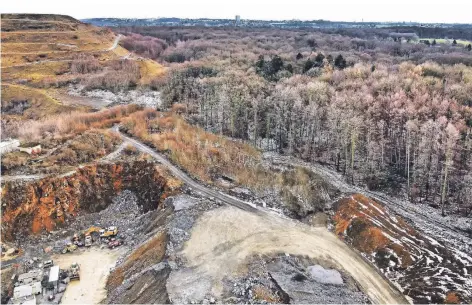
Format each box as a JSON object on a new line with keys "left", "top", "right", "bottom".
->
{"left": 381, "top": 231, "right": 402, "bottom": 245}
{"left": 368, "top": 200, "right": 385, "bottom": 215}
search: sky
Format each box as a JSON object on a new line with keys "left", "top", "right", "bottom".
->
{"left": 2, "top": 0, "right": 472, "bottom": 23}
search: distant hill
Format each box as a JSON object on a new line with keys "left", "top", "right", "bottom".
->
{"left": 82, "top": 17, "right": 472, "bottom": 29}
{"left": 1, "top": 14, "right": 79, "bottom": 23}
{"left": 81, "top": 17, "right": 472, "bottom": 41}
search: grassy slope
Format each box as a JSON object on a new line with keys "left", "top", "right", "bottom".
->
{"left": 1, "top": 83, "right": 77, "bottom": 119}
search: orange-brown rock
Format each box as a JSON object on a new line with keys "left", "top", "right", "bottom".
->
{"left": 333, "top": 194, "right": 472, "bottom": 304}
{"left": 1, "top": 161, "right": 171, "bottom": 241}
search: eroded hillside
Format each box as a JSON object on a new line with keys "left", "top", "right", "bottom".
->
{"left": 1, "top": 13, "right": 165, "bottom": 125}
{"left": 334, "top": 194, "right": 472, "bottom": 303}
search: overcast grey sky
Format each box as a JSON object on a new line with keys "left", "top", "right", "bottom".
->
{"left": 2, "top": 0, "right": 471, "bottom": 23}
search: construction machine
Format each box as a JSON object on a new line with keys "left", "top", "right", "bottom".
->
{"left": 71, "top": 233, "right": 84, "bottom": 247}
{"left": 100, "top": 226, "right": 118, "bottom": 239}
{"left": 61, "top": 243, "right": 78, "bottom": 254}
{"left": 69, "top": 262, "right": 80, "bottom": 281}
{"left": 84, "top": 226, "right": 103, "bottom": 241}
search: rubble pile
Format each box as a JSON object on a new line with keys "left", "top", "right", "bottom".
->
{"left": 165, "top": 193, "right": 221, "bottom": 262}
{"left": 225, "top": 255, "right": 368, "bottom": 304}
{"left": 58, "top": 190, "right": 145, "bottom": 247}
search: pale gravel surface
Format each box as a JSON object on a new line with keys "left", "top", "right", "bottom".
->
{"left": 181, "top": 206, "right": 406, "bottom": 304}
{"left": 52, "top": 247, "right": 125, "bottom": 304}
{"left": 68, "top": 85, "right": 162, "bottom": 109}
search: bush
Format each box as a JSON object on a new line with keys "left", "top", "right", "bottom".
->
{"left": 16, "top": 104, "right": 140, "bottom": 141}
{"left": 51, "top": 130, "right": 121, "bottom": 165}
{"left": 71, "top": 55, "right": 102, "bottom": 74}
{"left": 1, "top": 152, "right": 28, "bottom": 171}
{"left": 121, "top": 33, "right": 168, "bottom": 59}
{"left": 123, "top": 144, "right": 138, "bottom": 155}
{"left": 82, "top": 59, "right": 141, "bottom": 92}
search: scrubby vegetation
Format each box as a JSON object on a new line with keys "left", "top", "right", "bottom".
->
{"left": 49, "top": 130, "right": 121, "bottom": 165}
{"left": 1, "top": 130, "right": 121, "bottom": 174}
{"left": 81, "top": 59, "right": 141, "bottom": 92}
{"left": 119, "top": 33, "right": 168, "bottom": 59}
{"left": 1, "top": 104, "right": 141, "bottom": 175}
{"left": 4, "top": 104, "right": 140, "bottom": 141}
{"left": 1, "top": 152, "right": 29, "bottom": 171}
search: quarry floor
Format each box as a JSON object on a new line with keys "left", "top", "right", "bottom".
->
{"left": 52, "top": 247, "right": 125, "bottom": 304}
{"left": 178, "top": 205, "right": 406, "bottom": 304}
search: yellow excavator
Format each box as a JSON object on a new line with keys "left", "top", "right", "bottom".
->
{"left": 83, "top": 226, "right": 118, "bottom": 240}
{"left": 83, "top": 226, "right": 103, "bottom": 242}
{"left": 62, "top": 243, "right": 78, "bottom": 254}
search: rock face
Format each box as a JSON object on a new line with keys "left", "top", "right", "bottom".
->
{"left": 107, "top": 262, "right": 171, "bottom": 304}
{"left": 106, "top": 212, "right": 171, "bottom": 304}
{"left": 334, "top": 194, "right": 472, "bottom": 304}
{"left": 1, "top": 161, "right": 170, "bottom": 241}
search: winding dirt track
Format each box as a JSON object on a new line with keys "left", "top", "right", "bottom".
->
{"left": 116, "top": 128, "right": 260, "bottom": 214}
{"left": 116, "top": 129, "right": 407, "bottom": 304}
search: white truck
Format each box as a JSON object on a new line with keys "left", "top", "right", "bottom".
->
{"left": 84, "top": 235, "right": 92, "bottom": 247}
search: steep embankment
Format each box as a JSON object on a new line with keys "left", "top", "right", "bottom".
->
{"left": 1, "top": 161, "right": 169, "bottom": 240}
{"left": 334, "top": 194, "right": 472, "bottom": 304}
{"left": 106, "top": 229, "right": 170, "bottom": 304}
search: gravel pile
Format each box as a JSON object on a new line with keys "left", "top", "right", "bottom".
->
{"left": 267, "top": 256, "right": 369, "bottom": 304}
{"left": 68, "top": 85, "right": 162, "bottom": 108}
{"left": 20, "top": 190, "right": 156, "bottom": 258}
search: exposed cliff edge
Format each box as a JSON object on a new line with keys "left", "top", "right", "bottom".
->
{"left": 1, "top": 161, "right": 170, "bottom": 241}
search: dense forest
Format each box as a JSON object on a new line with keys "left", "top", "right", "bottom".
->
{"left": 116, "top": 26, "right": 472, "bottom": 217}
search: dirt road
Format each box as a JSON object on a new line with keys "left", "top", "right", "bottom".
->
{"left": 116, "top": 129, "right": 260, "bottom": 214}
{"left": 52, "top": 247, "right": 124, "bottom": 304}
{"left": 117, "top": 129, "right": 407, "bottom": 304}
{"left": 106, "top": 34, "right": 122, "bottom": 51}
{"left": 1, "top": 174, "right": 46, "bottom": 182}
{"left": 183, "top": 206, "right": 407, "bottom": 304}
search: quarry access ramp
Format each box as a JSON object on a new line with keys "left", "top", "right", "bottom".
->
{"left": 115, "top": 127, "right": 408, "bottom": 304}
